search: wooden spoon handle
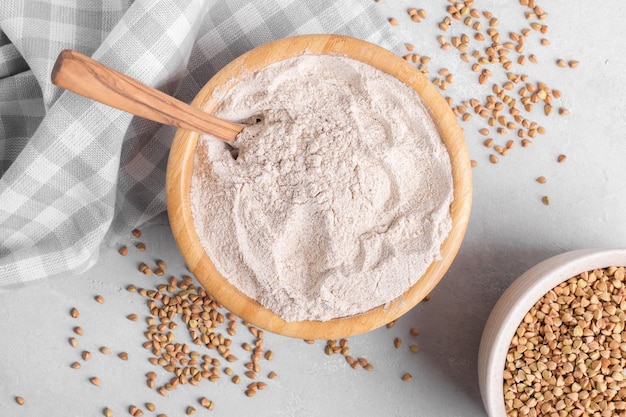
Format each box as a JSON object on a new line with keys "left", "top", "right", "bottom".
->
{"left": 51, "top": 49, "right": 243, "bottom": 141}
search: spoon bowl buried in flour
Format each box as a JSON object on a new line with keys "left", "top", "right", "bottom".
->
{"left": 166, "top": 34, "right": 472, "bottom": 340}
{"left": 51, "top": 49, "right": 244, "bottom": 142}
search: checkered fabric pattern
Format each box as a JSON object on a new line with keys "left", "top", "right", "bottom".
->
{"left": 0, "top": 0, "right": 401, "bottom": 287}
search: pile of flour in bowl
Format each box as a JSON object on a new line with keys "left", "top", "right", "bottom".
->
{"left": 190, "top": 54, "right": 453, "bottom": 322}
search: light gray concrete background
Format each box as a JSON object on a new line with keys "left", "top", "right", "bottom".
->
{"left": 2, "top": 1, "right": 626, "bottom": 416}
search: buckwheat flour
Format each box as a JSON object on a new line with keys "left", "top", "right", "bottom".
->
{"left": 190, "top": 54, "right": 453, "bottom": 322}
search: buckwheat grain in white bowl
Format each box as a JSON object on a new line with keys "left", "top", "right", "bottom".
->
{"left": 478, "top": 248, "right": 626, "bottom": 417}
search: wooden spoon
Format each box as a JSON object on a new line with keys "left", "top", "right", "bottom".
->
{"left": 51, "top": 49, "right": 244, "bottom": 142}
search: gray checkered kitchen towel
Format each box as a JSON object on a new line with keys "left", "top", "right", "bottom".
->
{"left": 0, "top": 0, "right": 401, "bottom": 287}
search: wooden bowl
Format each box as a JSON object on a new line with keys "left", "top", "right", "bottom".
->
{"left": 166, "top": 34, "right": 472, "bottom": 339}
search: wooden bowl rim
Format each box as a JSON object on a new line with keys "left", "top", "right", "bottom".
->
{"left": 166, "top": 34, "right": 472, "bottom": 339}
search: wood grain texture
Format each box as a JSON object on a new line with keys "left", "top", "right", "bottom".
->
{"left": 51, "top": 49, "right": 243, "bottom": 141}
{"left": 166, "top": 34, "right": 473, "bottom": 340}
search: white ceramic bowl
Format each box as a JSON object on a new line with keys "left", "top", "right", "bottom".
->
{"left": 478, "top": 248, "right": 626, "bottom": 417}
